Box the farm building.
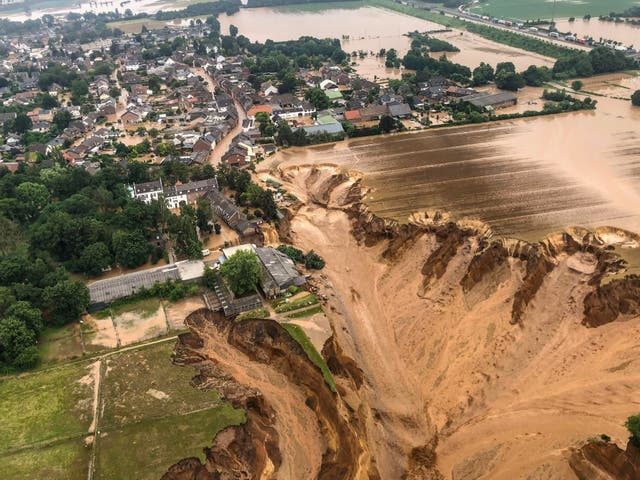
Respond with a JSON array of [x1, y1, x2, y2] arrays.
[[460, 92, 518, 110]]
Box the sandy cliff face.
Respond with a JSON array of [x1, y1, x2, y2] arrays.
[[167, 165, 640, 479]]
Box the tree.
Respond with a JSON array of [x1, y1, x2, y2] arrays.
[[472, 62, 494, 86], [0, 317, 38, 368], [0, 216, 22, 254], [626, 415, 640, 446], [112, 231, 150, 269], [196, 196, 213, 234], [214, 223, 221, 234], [379, 115, 396, 133], [304, 88, 330, 110], [79, 242, 112, 277], [495, 62, 516, 75], [522, 65, 552, 87], [13, 113, 32, 134], [70, 79, 89, 98], [219, 250, 261, 297], [39, 93, 59, 109], [229, 24, 238, 37], [169, 211, 202, 260], [632, 90, 640, 107], [43, 279, 89, 326], [495, 70, 525, 91], [15, 182, 49, 221], [304, 250, 325, 269], [571, 80, 583, 91], [52, 110, 72, 132], [276, 120, 294, 146]]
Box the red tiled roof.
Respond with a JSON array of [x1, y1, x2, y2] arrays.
[[344, 110, 361, 121], [247, 104, 273, 117]]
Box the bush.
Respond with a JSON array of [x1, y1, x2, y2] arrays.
[[626, 415, 640, 446], [571, 80, 583, 91], [305, 250, 325, 270]]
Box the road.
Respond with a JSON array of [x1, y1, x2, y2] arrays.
[[191, 65, 247, 166], [405, 1, 593, 52]]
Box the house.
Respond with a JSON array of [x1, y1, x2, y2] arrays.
[[247, 104, 273, 119], [319, 79, 338, 91], [388, 103, 412, 118], [193, 136, 215, 153], [121, 109, 142, 124], [260, 81, 278, 97], [218, 244, 306, 299], [254, 246, 306, 298], [359, 104, 388, 122], [131, 177, 219, 209], [344, 109, 362, 122]]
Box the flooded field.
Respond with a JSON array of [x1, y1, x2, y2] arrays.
[[219, 6, 556, 76], [555, 18, 640, 47], [265, 74, 640, 240]]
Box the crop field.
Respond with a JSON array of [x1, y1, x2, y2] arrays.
[[469, 0, 638, 21], [0, 342, 244, 480]]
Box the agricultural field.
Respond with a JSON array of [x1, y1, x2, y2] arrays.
[[0, 341, 244, 480], [469, 0, 639, 21]]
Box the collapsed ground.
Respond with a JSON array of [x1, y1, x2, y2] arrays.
[[165, 164, 640, 479]]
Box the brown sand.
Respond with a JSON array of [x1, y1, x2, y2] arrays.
[[276, 165, 640, 479]]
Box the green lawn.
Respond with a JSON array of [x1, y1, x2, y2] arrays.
[[1, 439, 89, 480], [0, 361, 95, 453], [273, 294, 319, 313], [285, 305, 323, 318], [95, 406, 245, 480], [236, 307, 270, 321], [281, 323, 336, 392], [469, 0, 638, 20]]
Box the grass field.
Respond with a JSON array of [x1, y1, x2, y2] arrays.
[[0, 362, 95, 452], [1, 341, 245, 480], [95, 406, 243, 480], [469, 0, 639, 20], [106, 18, 172, 35], [95, 342, 245, 479], [2, 439, 90, 480], [281, 323, 336, 392]]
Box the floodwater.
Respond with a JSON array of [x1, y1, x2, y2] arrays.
[[219, 6, 556, 76], [555, 18, 640, 47], [267, 73, 640, 240]]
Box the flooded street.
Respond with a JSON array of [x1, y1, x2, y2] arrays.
[[264, 74, 640, 240]]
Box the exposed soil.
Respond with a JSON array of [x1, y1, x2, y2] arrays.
[[167, 165, 640, 479]]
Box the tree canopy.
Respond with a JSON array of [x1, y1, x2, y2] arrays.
[[219, 250, 261, 297]]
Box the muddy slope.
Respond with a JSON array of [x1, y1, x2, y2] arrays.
[[166, 164, 640, 479], [267, 165, 640, 479], [569, 439, 640, 480], [162, 309, 368, 480]]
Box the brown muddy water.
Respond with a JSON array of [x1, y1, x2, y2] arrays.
[[268, 74, 640, 240], [555, 18, 640, 47], [219, 6, 556, 74]]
